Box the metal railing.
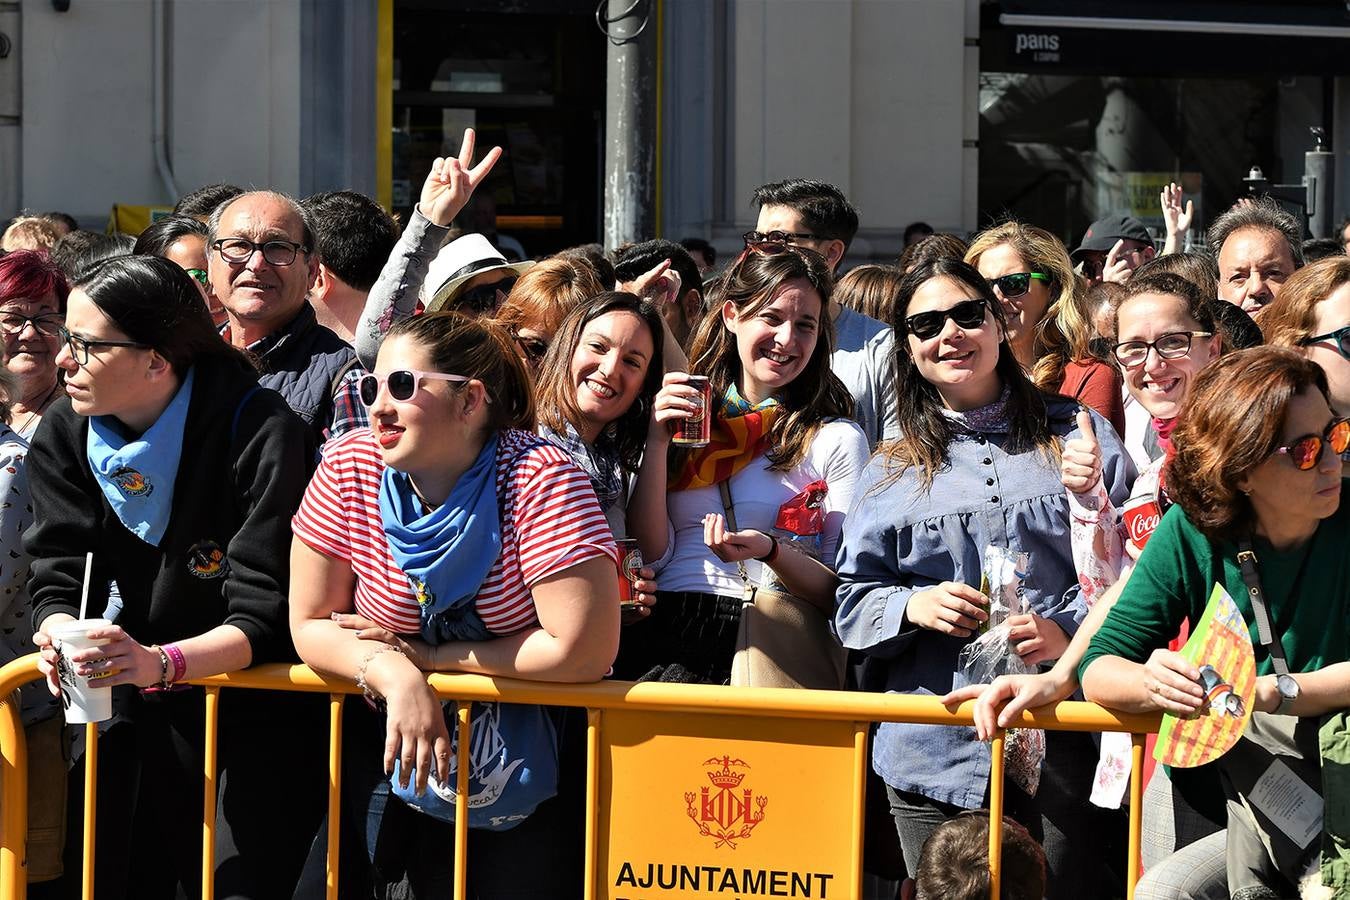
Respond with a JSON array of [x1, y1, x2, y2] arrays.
[[0, 655, 1161, 900]]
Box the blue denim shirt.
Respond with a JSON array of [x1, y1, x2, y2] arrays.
[[833, 397, 1134, 808]]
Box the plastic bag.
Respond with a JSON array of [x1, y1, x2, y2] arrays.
[[957, 546, 1031, 685], [956, 545, 1045, 796]]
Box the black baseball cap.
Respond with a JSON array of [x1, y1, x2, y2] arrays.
[[1072, 215, 1153, 260]]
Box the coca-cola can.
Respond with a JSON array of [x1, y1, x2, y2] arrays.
[[672, 375, 712, 447], [615, 539, 643, 607], [1121, 493, 1162, 550]]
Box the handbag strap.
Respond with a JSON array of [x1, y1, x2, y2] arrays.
[[717, 479, 753, 589], [1237, 539, 1290, 678]]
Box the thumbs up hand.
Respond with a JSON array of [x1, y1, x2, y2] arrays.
[[1061, 409, 1104, 495]]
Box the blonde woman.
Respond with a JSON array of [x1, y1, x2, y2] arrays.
[[966, 221, 1125, 438]]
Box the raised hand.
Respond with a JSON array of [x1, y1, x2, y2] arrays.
[[1101, 239, 1135, 284], [418, 128, 504, 227], [1061, 409, 1103, 496], [904, 582, 989, 638], [619, 259, 682, 308], [1160, 182, 1193, 238]]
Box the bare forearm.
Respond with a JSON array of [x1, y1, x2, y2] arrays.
[[764, 544, 839, 613], [171, 624, 254, 679], [1081, 655, 1154, 712], [1262, 663, 1350, 717], [1045, 573, 1127, 685], [434, 627, 612, 683], [628, 437, 672, 562], [291, 617, 382, 681]]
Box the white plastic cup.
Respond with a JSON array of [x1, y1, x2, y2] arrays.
[[48, 618, 114, 724]]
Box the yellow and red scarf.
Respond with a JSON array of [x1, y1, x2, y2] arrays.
[[669, 384, 781, 492]]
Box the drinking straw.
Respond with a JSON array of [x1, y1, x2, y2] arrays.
[[78, 551, 93, 621]]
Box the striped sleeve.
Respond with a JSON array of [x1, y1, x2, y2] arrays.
[[511, 448, 618, 585], [291, 431, 358, 561]]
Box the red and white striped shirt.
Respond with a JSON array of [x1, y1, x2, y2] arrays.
[[292, 428, 616, 635]]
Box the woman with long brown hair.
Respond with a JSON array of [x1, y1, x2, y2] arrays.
[[619, 243, 868, 684], [834, 257, 1133, 897]]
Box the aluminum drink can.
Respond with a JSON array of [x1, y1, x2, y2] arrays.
[[615, 539, 643, 608], [1121, 492, 1163, 550], [672, 375, 712, 447]]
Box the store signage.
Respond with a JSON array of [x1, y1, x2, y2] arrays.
[[1012, 30, 1062, 63], [598, 709, 861, 899]]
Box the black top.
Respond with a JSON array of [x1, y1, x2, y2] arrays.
[[26, 358, 315, 663]]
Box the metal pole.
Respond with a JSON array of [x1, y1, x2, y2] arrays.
[[602, 0, 656, 250]]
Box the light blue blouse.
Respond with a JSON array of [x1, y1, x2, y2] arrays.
[[834, 396, 1135, 808]]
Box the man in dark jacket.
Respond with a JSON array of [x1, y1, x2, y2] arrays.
[[207, 190, 366, 442]]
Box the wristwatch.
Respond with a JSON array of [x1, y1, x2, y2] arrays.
[[1275, 673, 1300, 715]]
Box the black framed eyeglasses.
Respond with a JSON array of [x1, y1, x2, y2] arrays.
[[742, 230, 821, 250], [1300, 324, 1350, 361], [211, 238, 308, 267], [0, 313, 62, 337], [358, 369, 470, 407], [1274, 418, 1350, 471], [57, 326, 150, 366], [989, 271, 1051, 299], [1111, 331, 1212, 369], [456, 276, 517, 315], [904, 298, 989, 340]]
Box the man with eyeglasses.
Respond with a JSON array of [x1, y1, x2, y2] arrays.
[[749, 178, 898, 449], [207, 191, 365, 443]]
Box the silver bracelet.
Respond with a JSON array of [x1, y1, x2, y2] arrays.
[[355, 644, 406, 705]]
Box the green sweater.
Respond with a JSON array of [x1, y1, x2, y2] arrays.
[[1082, 493, 1350, 682]]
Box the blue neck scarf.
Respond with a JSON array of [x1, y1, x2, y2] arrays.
[[378, 434, 500, 644], [86, 368, 195, 548]]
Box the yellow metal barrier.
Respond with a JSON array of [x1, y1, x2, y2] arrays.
[[0, 656, 1161, 900]]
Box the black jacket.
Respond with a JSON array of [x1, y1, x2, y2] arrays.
[[250, 302, 358, 438], [26, 358, 315, 663]]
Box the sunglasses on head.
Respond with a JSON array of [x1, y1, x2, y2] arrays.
[[742, 229, 820, 250], [1274, 417, 1350, 471], [358, 369, 470, 407], [989, 271, 1051, 299], [1301, 323, 1350, 362], [904, 298, 989, 340], [456, 275, 517, 315]]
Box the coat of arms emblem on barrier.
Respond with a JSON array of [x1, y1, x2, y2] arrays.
[[685, 755, 767, 849]]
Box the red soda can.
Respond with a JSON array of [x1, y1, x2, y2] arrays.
[[1121, 493, 1162, 550], [672, 375, 712, 447], [615, 539, 643, 607]]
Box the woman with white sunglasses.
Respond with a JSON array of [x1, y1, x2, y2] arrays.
[[289, 311, 618, 897]]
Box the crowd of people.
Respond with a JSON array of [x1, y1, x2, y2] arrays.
[[1, 127, 1347, 900]]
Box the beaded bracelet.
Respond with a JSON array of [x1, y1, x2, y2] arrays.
[[355, 644, 406, 707]]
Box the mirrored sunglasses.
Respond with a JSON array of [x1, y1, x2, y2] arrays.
[[1274, 418, 1350, 471]]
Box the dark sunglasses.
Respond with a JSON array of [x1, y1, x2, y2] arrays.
[[1274, 418, 1350, 471], [516, 335, 549, 363], [989, 271, 1051, 299], [456, 276, 517, 315], [1300, 323, 1350, 361], [904, 298, 989, 340], [358, 369, 469, 407], [742, 229, 820, 250]]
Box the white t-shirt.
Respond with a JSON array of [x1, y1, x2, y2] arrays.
[[654, 419, 870, 596]]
